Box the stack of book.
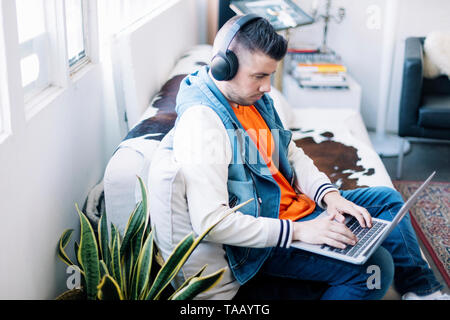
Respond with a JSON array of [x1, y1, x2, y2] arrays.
[[288, 49, 349, 89]]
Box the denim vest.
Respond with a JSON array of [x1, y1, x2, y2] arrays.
[[175, 66, 294, 284]]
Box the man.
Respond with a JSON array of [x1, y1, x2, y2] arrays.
[[149, 15, 446, 300]]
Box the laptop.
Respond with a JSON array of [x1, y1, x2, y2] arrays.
[[290, 171, 436, 265]]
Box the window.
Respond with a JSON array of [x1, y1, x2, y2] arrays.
[[0, 0, 94, 140], [65, 0, 87, 68], [15, 0, 52, 100], [14, 0, 91, 106]]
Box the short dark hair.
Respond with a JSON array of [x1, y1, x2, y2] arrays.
[[232, 17, 288, 61]]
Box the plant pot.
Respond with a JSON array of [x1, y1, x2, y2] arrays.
[[55, 288, 86, 300]]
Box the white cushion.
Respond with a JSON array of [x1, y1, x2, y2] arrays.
[[423, 31, 450, 79], [169, 44, 213, 78], [147, 129, 238, 300], [104, 141, 159, 235]]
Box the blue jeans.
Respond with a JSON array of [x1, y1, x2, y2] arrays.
[[257, 186, 443, 300]]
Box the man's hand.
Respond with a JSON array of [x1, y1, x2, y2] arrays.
[[292, 191, 373, 249], [292, 215, 357, 249], [323, 191, 372, 228]]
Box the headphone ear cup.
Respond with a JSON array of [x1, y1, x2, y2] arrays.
[[225, 50, 239, 80], [211, 52, 231, 81]]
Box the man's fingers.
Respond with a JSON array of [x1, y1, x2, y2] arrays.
[[351, 205, 372, 228], [326, 209, 345, 224], [345, 206, 368, 228], [358, 205, 372, 228], [323, 237, 347, 249], [329, 232, 356, 246], [330, 223, 357, 243], [335, 213, 345, 224]]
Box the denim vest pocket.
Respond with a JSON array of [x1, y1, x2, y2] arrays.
[[226, 179, 258, 217], [228, 194, 238, 208]]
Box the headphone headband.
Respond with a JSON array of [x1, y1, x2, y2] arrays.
[[218, 13, 261, 54], [211, 14, 262, 81]]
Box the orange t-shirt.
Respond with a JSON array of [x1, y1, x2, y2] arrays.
[[232, 104, 316, 221]]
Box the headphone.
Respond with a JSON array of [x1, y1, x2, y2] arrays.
[[210, 14, 262, 81]]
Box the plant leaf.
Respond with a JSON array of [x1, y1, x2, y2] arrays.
[[120, 176, 150, 259], [137, 176, 150, 232], [98, 213, 110, 267], [197, 198, 254, 243], [109, 222, 118, 255], [57, 229, 75, 267], [131, 222, 146, 266], [97, 275, 124, 300], [110, 224, 124, 292], [168, 265, 207, 300], [130, 230, 154, 300], [99, 260, 109, 279], [144, 198, 253, 300], [170, 268, 226, 300], [119, 203, 143, 297], [120, 201, 145, 259], [73, 241, 82, 270], [145, 232, 195, 300], [75, 204, 100, 300], [121, 249, 132, 298]]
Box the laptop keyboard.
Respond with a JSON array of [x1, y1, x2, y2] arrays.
[[321, 217, 388, 257]]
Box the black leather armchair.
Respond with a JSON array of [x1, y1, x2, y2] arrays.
[[397, 37, 450, 178]]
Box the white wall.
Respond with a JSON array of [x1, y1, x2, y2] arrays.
[[0, 68, 108, 299], [0, 0, 202, 299], [291, 0, 450, 133]]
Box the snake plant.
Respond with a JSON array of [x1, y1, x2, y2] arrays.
[[57, 176, 252, 300]]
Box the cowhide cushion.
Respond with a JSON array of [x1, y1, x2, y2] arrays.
[[288, 108, 393, 190], [294, 129, 373, 190]]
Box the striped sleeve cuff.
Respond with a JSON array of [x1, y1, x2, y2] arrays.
[[314, 183, 339, 208], [276, 219, 293, 249]]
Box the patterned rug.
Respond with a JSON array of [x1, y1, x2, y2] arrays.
[[393, 181, 450, 287]]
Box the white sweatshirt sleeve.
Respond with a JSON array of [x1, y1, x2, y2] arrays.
[[287, 140, 339, 208], [173, 105, 292, 248]]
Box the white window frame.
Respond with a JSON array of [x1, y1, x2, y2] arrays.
[[20, 0, 96, 118], [14, 0, 66, 107], [0, 0, 98, 145], [19, 33, 53, 102], [66, 0, 93, 76], [0, 0, 23, 143]]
